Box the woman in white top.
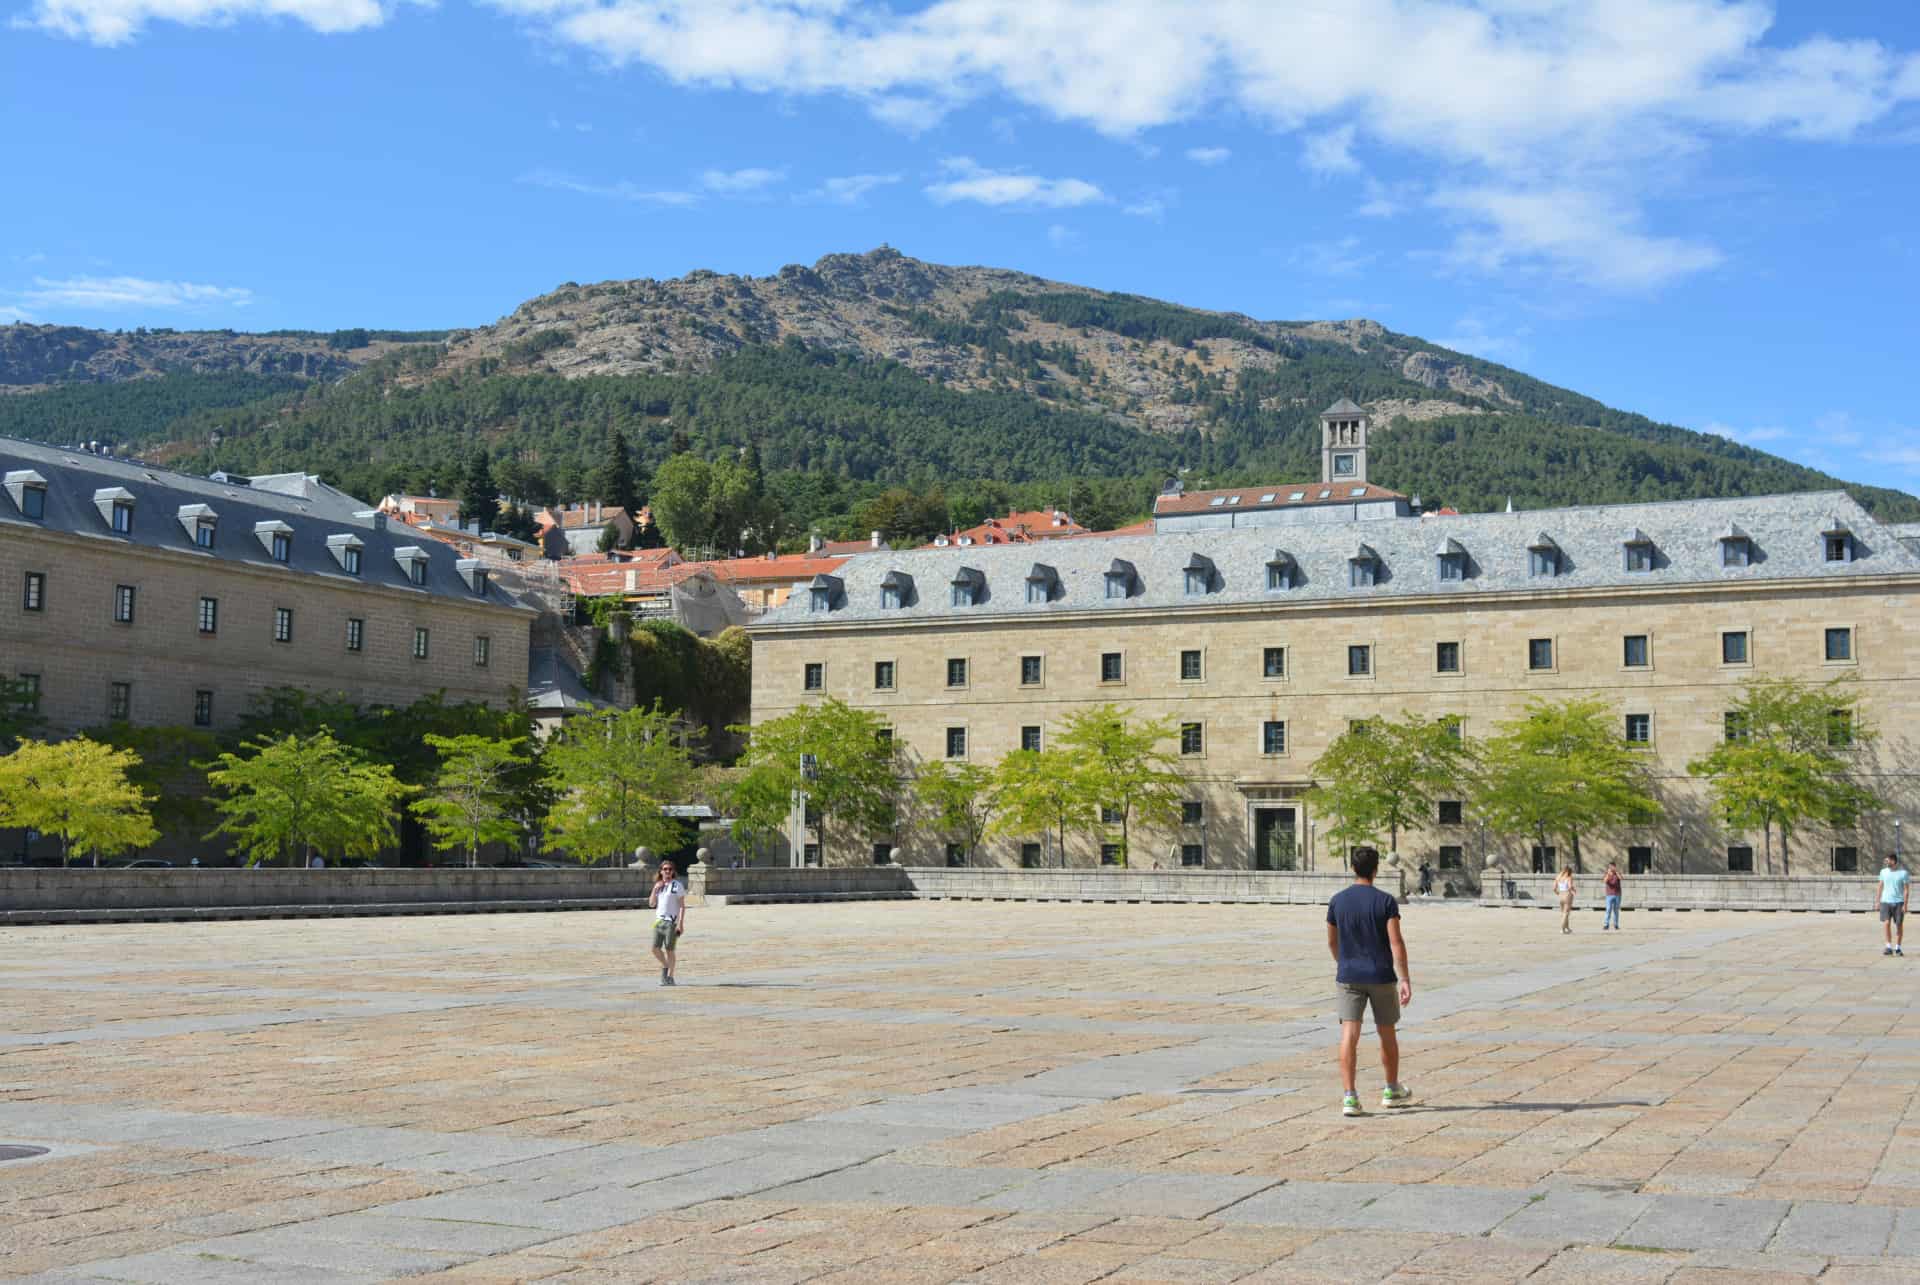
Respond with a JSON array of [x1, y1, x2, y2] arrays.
[[1555, 867, 1576, 934]]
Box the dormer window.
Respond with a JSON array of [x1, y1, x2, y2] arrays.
[[880, 569, 913, 610], [1528, 533, 1561, 577], [1183, 553, 1215, 596], [810, 587, 830, 611], [1349, 543, 1380, 588], [1104, 559, 1136, 600], [1265, 551, 1295, 591], [456, 559, 490, 594], [272, 532, 291, 561], [7, 470, 48, 520], [949, 566, 985, 608], [394, 545, 430, 586], [254, 520, 294, 563], [1822, 517, 1853, 563], [1434, 538, 1466, 582], [93, 487, 135, 534], [326, 532, 364, 575], [1025, 563, 1058, 604], [1719, 524, 1752, 568], [1623, 529, 1655, 573], [806, 573, 842, 612], [344, 547, 361, 574], [176, 503, 218, 548]]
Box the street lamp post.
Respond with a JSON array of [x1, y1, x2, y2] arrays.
[[1896, 818, 1903, 860], [1309, 821, 1317, 872], [1678, 822, 1688, 876]]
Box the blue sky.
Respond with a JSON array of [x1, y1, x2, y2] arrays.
[[5, 2, 1920, 494]]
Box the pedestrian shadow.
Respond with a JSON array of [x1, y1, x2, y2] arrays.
[[1397, 1100, 1653, 1113]]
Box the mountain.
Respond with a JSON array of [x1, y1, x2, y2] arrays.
[[2, 248, 1914, 532]]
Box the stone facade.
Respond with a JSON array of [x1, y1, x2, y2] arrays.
[[751, 492, 1920, 879]]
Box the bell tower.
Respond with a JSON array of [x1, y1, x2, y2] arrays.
[[1320, 398, 1369, 486]]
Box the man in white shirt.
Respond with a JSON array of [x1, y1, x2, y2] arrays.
[[649, 858, 689, 985], [1879, 853, 1910, 958]]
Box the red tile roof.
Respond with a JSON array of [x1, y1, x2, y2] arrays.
[[687, 553, 851, 585], [1154, 482, 1404, 516], [926, 509, 1089, 548]]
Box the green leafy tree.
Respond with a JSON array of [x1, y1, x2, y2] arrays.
[[650, 453, 782, 557], [1474, 699, 1659, 873], [914, 760, 998, 865], [1687, 677, 1879, 876], [0, 675, 46, 752], [1059, 705, 1183, 867], [0, 737, 158, 867], [542, 703, 697, 866], [411, 734, 535, 867], [84, 722, 220, 839], [857, 487, 950, 545], [1310, 712, 1476, 859], [459, 448, 499, 531], [729, 698, 896, 865], [206, 732, 412, 867], [990, 749, 1088, 867]]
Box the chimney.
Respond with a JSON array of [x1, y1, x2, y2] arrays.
[[808, 532, 824, 554], [869, 530, 882, 549]]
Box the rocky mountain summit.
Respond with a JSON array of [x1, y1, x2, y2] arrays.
[[0, 324, 364, 390]]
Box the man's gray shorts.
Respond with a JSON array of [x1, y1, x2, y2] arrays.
[[1882, 902, 1907, 925], [1336, 982, 1401, 1027]]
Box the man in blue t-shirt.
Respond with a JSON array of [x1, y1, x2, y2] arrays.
[[1327, 847, 1413, 1116], [1879, 853, 1910, 957]]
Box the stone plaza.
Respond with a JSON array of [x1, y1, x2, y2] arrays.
[[2, 902, 1918, 1283]]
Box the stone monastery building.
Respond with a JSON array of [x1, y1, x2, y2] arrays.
[[750, 402, 1920, 879]]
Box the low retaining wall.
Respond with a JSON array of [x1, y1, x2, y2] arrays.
[[1481, 871, 1887, 913], [0, 867, 654, 924], [689, 865, 1368, 905]]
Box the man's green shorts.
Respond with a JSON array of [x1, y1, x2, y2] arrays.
[[1336, 981, 1401, 1027], [652, 919, 681, 949]]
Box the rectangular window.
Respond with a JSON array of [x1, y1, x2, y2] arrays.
[[1266, 563, 1290, 590], [809, 588, 830, 612], [872, 843, 893, 866], [945, 727, 967, 759], [1437, 799, 1463, 826], [1828, 709, 1853, 748], [875, 728, 893, 750], [1530, 844, 1556, 874], [413, 627, 430, 660], [1180, 843, 1205, 868], [1625, 544, 1653, 572], [803, 661, 824, 691], [193, 689, 213, 727], [1181, 801, 1204, 825], [1529, 549, 1558, 577], [21, 486, 45, 519], [108, 681, 130, 721], [341, 545, 360, 574], [950, 583, 976, 608], [1439, 845, 1463, 870], [1625, 713, 1651, 745], [197, 596, 218, 634], [946, 843, 966, 868], [1347, 644, 1371, 676], [874, 660, 895, 690], [15, 673, 39, 710], [273, 607, 293, 643], [1722, 539, 1750, 568], [1435, 641, 1460, 673], [1100, 843, 1123, 866], [803, 843, 821, 866], [1350, 561, 1376, 588], [1025, 580, 1047, 604], [1105, 574, 1127, 600], [1021, 842, 1042, 868], [22, 571, 44, 612], [1832, 845, 1859, 873], [1623, 634, 1649, 668], [1825, 627, 1852, 661], [1183, 569, 1207, 595], [1528, 638, 1554, 670], [1100, 652, 1123, 683], [1721, 630, 1749, 664], [409, 560, 428, 587], [880, 584, 901, 610], [1020, 655, 1042, 686], [1100, 805, 1123, 824], [1179, 649, 1203, 681], [1628, 845, 1653, 874], [1727, 845, 1754, 873], [1825, 534, 1851, 562], [946, 657, 967, 688], [195, 520, 216, 549], [1437, 553, 1464, 581], [271, 532, 291, 562], [113, 584, 135, 624], [1180, 722, 1204, 756], [1262, 646, 1286, 678], [1262, 720, 1286, 755], [1020, 725, 1042, 752], [474, 636, 491, 668], [111, 501, 132, 533], [345, 617, 364, 652], [1440, 715, 1462, 742], [1725, 710, 1750, 742]]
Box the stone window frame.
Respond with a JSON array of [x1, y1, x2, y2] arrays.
[[193, 689, 213, 728], [1436, 799, 1464, 826], [873, 658, 897, 692], [1099, 842, 1124, 866], [1020, 842, 1043, 869], [1018, 653, 1045, 688], [944, 724, 969, 760], [1098, 649, 1126, 686], [15, 672, 40, 711], [1179, 720, 1206, 758], [1261, 645, 1288, 682], [1438, 845, 1464, 870], [1178, 647, 1206, 684], [113, 583, 136, 625], [1179, 843, 1206, 868], [1259, 719, 1288, 757], [1832, 845, 1860, 873], [1434, 639, 1464, 676], [1718, 626, 1754, 669], [1624, 712, 1653, 747], [1181, 801, 1205, 826], [1020, 724, 1042, 753], [22, 570, 45, 612], [945, 655, 970, 690], [1526, 635, 1558, 674], [107, 680, 131, 722], [1628, 845, 1653, 874], [1822, 622, 1857, 668], [1727, 845, 1755, 873], [273, 606, 293, 644], [474, 635, 491, 669], [803, 660, 826, 692], [345, 617, 365, 653], [1622, 632, 1654, 671], [197, 596, 218, 635], [412, 626, 431, 660], [1346, 642, 1375, 679]]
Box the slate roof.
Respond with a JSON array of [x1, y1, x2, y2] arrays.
[[1154, 480, 1405, 516], [1322, 397, 1366, 415], [757, 491, 1919, 628], [0, 436, 533, 614]]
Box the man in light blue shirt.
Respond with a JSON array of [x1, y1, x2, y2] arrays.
[[1879, 854, 1910, 957]]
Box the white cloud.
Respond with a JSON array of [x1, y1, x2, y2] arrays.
[[4, 275, 254, 313], [1301, 124, 1358, 174], [1291, 236, 1375, 277], [1434, 316, 1532, 365], [811, 172, 903, 204], [1184, 145, 1230, 165], [1045, 223, 1080, 249], [518, 168, 698, 205], [924, 157, 1105, 208], [1431, 186, 1724, 291], [29, 0, 389, 44], [700, 166, 785, 193]]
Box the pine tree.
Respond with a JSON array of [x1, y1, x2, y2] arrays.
[[459, 449, 499, 531], [591, 426, 640, 516]]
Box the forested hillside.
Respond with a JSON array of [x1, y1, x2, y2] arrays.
[[2, 248, 1913, 539]]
